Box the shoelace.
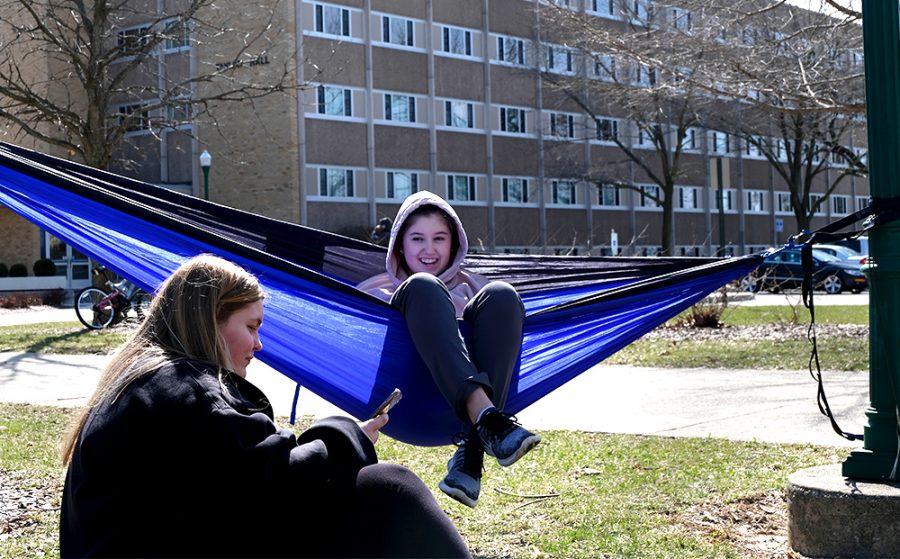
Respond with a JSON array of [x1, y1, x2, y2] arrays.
[[449, 431, 484, 476], [477, 410, 521, 445]]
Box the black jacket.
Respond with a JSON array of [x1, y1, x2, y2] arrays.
[[60, 359, 377, 558]]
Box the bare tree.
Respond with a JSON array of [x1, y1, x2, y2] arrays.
[[0, 0, 297, 170], [693, 0, 867, 231], [539, 1, 716, 255], [538, 0, 865, 251]]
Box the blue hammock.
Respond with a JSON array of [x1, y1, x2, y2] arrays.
[[0, 143, 763, 445]]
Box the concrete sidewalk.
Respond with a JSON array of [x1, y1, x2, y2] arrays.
[[0, 305, 869, 448]]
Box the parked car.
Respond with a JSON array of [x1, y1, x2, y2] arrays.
[[832, 236, 869, 257], [813, 244, 866, 265], [741, 248, 868, 294]]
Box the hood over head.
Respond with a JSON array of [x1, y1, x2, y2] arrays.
[[385, 191, 468, 286]]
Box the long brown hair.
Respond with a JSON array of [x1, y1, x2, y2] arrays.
[[61, 255, 265, 464]]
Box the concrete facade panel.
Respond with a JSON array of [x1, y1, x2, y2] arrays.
[[434, 58, 485, 101], [489, 0, 535, 37], [306, 120, 369, 166], [436, 131, 487, 173], [303, 38, 367, 87], [374, 126, 431, 168], [495, 207, 541, 247], [492, 136, 539, 176], [433, 0, 484, 28], [372, 48, 429, 93], [490, 66, 537, 106]]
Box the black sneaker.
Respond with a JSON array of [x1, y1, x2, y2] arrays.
[[475, 408, 541, 467], [438, 431, 484, 509]]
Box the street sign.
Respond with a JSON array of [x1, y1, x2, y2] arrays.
[[775, 218, 784, 233]]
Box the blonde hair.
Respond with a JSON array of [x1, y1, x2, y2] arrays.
[[61, 255, 265, 464]]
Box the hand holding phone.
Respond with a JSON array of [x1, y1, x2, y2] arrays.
[[369, 388, 402, 419]]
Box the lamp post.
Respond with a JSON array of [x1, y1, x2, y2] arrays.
[[199, 150, 212, 200], [842, 0, 900, 480]]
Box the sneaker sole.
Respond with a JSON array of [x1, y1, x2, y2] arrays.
[[495, 434, 541, 467], [438, 480, 478, 509]]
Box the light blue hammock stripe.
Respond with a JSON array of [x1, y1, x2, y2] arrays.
[[0, 156, 762, 445]]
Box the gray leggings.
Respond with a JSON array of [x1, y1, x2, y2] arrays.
[[391, 273, 525, 423]]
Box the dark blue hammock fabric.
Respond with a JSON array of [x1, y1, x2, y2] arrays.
[[0, 143, 763, 445]]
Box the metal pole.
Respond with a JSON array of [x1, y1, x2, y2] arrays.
[[202, 166, 210, 201], [716, 157, 726, 256], [842, 0, 900, 480]]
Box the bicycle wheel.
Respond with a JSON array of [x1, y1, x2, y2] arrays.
[[131, 291, 152, 320], [75, 288, 116, 330]]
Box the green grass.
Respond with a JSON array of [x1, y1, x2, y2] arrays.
[[0, 403, 843, 559], [0, 307, 868, 372], [607, 337, 869, 371], [0, 321, 127, 354], [719, 305, 868, 326]]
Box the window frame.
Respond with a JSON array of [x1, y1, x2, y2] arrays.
[[318, 167, 356, 198], [314, 3, 351, 38], [381, 14, 415, 47], [446, 174, 476, 201]]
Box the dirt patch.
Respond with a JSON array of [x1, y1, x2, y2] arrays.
[[0, 469, 61, 541], [647, 323, 868, 343], [676, 491, 812, 559]]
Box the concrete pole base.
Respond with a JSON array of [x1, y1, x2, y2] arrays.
[[788, 463, 900, 558]]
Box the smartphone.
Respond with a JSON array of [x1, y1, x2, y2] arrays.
[[369, 388, 402, 419]]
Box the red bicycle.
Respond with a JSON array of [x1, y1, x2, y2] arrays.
[[74, 266, 152, 330]]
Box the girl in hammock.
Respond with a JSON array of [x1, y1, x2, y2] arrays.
[[358, 191, 541, 508], [60, 255, 471, 558]]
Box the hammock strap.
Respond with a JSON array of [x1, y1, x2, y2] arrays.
[[801, 244, 863, 441], [290, 383, 302, 425]]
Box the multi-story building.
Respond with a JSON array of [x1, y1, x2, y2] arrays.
[[0, 0, 868, 289]]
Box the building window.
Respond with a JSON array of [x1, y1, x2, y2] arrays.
[[598, 183, 622, 207], [496, 35, 525, 65], [118, 25, 151, 56], [166, 100, 191, 125], [447, 175, 475, 201], [387, 171, 418, 199], [551, 180, 577, 205], [442, 26, 472, 56], [315, 4, 350, 37], [317, 85, 352, 117], [500, 107, 527, 134], [714, 188, 735, 211], [636, 127, 656, 148], [856, 195, 870, 211], [809, 193, 823, 215], [746, 190, 767, 213], [384, 94, 416, 122], [671, 7, 692, 31], [163, 20, 190, 50], [444, 100, 474, 128], [745, 137, 766, 159], [635, 64, 656, 87], [319, 168, 354, 197], [776, 192, 793, 214], [589, 0, 618, 18], [592, 54, 617, 81], [678, 186, 701, 210], [831, 195, 849, 215], [502, 178, 529, 203], [382, 15, 414, 46], [683, 128, 700, 151], [118, 104, 151, 132], [596, 117, 619, 143], [639, 184, 661, 208], [550, 113, 575, 139], [710, 131, 731, 154], [547, 45, 574, 74]]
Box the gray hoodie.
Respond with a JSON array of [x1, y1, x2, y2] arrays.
[[357, 191, 488, 316]]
